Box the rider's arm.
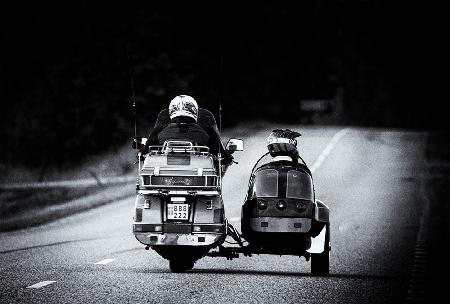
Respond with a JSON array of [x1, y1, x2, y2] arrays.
[[198, 109, 233, 165], [203, 126, 233, 166]]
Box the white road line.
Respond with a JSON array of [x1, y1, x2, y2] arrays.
[[310, 128, 350, 173], [26, 281, 56, 289], [94, 258, 116, 265]]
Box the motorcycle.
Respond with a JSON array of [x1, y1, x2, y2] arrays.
[[132, 137, 244, 272], [131, 136, 330, 275]]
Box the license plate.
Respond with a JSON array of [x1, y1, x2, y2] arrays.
[[167, 204, 189, 220]]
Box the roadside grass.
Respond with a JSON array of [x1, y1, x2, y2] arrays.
[[0, 187, 95, 218], [0, 141, 135, 185], [0, 184, 135, 231], [0, 140, 137, 231]]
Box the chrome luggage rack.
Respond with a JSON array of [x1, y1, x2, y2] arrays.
[[148, 141, 210, 156], [139, 141, 218, 190]]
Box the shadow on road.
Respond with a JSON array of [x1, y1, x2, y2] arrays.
[[0, 234, 129, 254], [124, 266, 406, 281], [192, 268, 405, 280]]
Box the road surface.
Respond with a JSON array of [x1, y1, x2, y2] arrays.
[[0, 126, 428, 303]]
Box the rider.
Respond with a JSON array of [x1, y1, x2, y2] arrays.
[[267, 129, 302, 164], [143, 95, 234, 167]]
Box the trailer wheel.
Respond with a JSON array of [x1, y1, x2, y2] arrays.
[[169, 259, 195, 273], [311, 223, 330, 276]]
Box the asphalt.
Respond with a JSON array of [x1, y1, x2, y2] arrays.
[[0, 126, 429, 303]]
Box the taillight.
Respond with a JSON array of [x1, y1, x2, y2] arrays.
[[257, 199, 268, 210], [135, 195, 145, 208], [276, 200, 287, 210], [135, 209, 142, 222], [136, 196, 151, 209]]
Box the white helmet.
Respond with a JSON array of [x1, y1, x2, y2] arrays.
[[168, 95, 199, 121]]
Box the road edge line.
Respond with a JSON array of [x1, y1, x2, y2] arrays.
[[310, 128, 350, 173]]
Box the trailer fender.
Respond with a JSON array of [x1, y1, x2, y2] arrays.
[[314, 199, 330, 223]]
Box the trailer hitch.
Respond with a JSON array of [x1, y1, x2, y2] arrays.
[[207, 245, 240, 260], [227, 222, 243, 247]]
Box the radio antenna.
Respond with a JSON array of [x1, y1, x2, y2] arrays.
[[219, 56, 223, 134], [126, 45, 142, 173], [126, 45, 137, 139], [218, 55, 224, 189]]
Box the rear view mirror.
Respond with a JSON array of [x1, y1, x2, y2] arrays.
[[132, 137, 147, 149], [226, 138, 244, 153]]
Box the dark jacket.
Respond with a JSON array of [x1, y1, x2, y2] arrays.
[[153, 116, 209, 147], [144, 108, 233, 165]]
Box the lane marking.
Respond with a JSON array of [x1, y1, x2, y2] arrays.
[[309, 128, 350, 173], [26, 281, 56, 289], [94, 258, 116, 265]]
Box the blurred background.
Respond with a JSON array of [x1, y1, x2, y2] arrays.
[[0, 1, 445, 169]]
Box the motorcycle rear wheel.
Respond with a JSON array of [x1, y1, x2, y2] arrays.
[[169, 259, 195, 273]]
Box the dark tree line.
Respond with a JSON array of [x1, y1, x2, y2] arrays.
[[0, 1, 444, 167]]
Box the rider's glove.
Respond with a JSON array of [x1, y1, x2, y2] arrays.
[[223, 154, 234, 166]]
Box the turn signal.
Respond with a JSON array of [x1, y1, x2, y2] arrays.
[[257, 199, 268, 210]]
